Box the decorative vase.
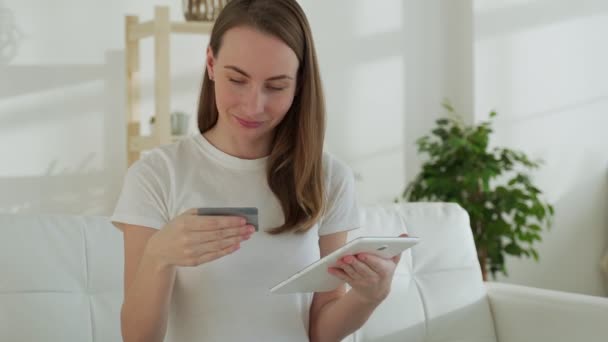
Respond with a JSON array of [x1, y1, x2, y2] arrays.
[[149, 112, 191, 136], [182, 0, 230, 21]]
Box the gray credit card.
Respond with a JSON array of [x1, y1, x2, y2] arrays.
[[197, 207, 259, 231]]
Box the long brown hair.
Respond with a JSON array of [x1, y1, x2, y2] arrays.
[[197, 0, 326, 234]]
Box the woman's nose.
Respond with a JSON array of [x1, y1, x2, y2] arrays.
[[242, 87, 265, 115]]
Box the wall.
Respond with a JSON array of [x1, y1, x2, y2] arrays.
[[1, 0, 130, 215], [402, 0, 474, 189], [0, 0, 407, 214], [474, 0, 608, 296], [300, 0, 406, 205], [2, 0, 605, 296]]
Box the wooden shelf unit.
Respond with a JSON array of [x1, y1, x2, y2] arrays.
[[125, 6, 213, 166]]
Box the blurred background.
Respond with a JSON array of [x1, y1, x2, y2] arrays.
[[1, 0, 606, 297]]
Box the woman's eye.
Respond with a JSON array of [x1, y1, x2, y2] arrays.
[[229, 78, 245, 84], [267, 85, 286, 91]]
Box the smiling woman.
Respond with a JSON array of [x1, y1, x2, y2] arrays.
[[112, 1, 406, 342], [203, 26, 300, 158], [196, 1, 329, 238]]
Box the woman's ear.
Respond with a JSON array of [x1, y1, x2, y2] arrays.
[[206, 46, 216, 81]]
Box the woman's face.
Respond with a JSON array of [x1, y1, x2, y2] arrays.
[[207, 25, 299, 142]]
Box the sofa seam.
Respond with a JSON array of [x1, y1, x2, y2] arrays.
[[412, 269, 430, 340], [485, 286, 500, 341], [399, 210, 430, 340], [397, 211, 429, 339], [81, 218, 95, 342], [81, 217, 90, 292]]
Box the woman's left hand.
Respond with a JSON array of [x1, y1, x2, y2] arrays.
[[328, 233, 408, 304]]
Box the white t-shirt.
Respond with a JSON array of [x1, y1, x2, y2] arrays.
[[111, 134, 360, 342]]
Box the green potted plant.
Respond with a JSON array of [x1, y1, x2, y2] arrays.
[[401, 102, 554, 280]]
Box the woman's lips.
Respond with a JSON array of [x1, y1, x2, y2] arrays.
[[235, 116, 263, 128]]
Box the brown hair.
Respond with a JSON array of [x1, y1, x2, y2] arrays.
[[197, 0, 325, 234]]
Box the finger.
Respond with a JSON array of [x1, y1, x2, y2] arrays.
[[340, 265, 359, 279], [189, 225, 255, 244], [392, 234, 409, 264], [328, 267, 350, 282], [195, 243, 241, 265], [339, 258, 361, 280], [183, 208, 199, 216], [187, 235, 245, 257], [352, 254, 379, 279], [359, 254, 392, 276], [188, 215, 247, 231], [208, 235, 247, 252]]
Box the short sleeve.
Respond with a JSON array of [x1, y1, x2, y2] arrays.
[[110, 152, 171, 230], [317, 154, 361, 236]]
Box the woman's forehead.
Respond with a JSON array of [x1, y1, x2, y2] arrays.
[[217, 26, 299, 78]]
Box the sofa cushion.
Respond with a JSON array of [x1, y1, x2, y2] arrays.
[[0, 203, 497, 342], [350, 203, 497, 342], [0, 215, 123, 342]]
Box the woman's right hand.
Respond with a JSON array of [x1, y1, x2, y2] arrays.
[[144, 208, 255, 268]]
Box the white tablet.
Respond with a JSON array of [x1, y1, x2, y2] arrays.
[[270, 236, 420, 294]]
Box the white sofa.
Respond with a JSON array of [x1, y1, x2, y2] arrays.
[[1, 202, 607, 342]]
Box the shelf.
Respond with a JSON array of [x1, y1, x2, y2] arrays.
[[171, 21, 214, 34], [127, 20, 214, 41], [125, 6, 214, 167], [129, 135, 187, 152]]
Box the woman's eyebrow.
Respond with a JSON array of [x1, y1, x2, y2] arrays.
[[224, 65, 294, 81]]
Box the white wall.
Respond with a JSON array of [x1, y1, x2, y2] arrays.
[[300, 0, 406, 205], [1, 0, 203, 215], [402, 0, 474, 187], [475, 0, 608, 296], [0, 0, 407, 214], [3, 0, 605, 297]]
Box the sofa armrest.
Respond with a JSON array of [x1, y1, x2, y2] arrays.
[[486, 282, 608, 342]]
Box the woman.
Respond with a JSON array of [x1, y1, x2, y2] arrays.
[[111, 0, 403, 341]]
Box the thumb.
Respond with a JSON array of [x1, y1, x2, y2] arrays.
[[392, 233, 409, 264]]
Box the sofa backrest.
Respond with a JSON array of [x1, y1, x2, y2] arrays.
[[0, 203, 497, 342], [0, 215, 124, 342], [352, 203, 497, 342]]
